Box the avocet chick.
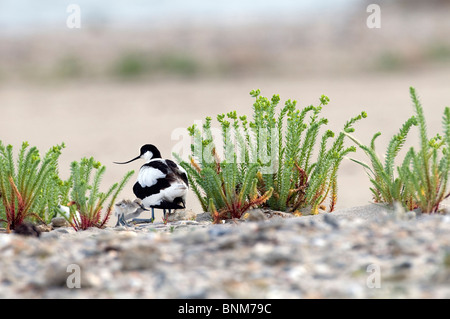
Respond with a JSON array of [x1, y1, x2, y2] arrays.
[[115, 198, 149, 226]]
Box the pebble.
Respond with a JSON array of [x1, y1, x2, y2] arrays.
[[241, 209, 269, 221], [0, 204, 449, 298], [51, 217, 70, 228]]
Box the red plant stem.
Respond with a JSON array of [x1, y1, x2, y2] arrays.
[[70, 214, 80, 231], [9, 189, 15, 229], [82, 215, 88, 230], [5, 204, 12, 227], [69, 222, 78, 231], [99, 208, 112, 228]]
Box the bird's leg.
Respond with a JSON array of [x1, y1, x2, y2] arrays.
[[117, 214, 130, 226], [121, 214, 129, 226], [163, 209, 166, 219], [115, 214, 122, 227], [129, 207, 156, 225]]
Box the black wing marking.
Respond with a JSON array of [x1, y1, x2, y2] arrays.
[[165, 159, 189, 187], [142, 160, 169, 174], [133, 179, 172, 200], [151, 198, 185, 209]]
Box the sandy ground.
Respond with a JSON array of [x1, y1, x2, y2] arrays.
[[1, 68, 450, 223]]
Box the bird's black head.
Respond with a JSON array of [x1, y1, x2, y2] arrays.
[[139, 144, 162, 160], [114, 144, 162, 165]]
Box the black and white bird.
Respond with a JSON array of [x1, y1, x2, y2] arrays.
[[114, 144, 188, 223]]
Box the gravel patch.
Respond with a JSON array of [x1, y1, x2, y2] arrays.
[[0, 204, 449, 298]]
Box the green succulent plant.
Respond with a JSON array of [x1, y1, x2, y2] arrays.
[[0, 141, 66, 231], [346, 87, 449, 213], [64, 157, 134, 230], [174, 89, 366, 220]]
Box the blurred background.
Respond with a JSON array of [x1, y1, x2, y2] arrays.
[[1, 0, 449, 217]]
